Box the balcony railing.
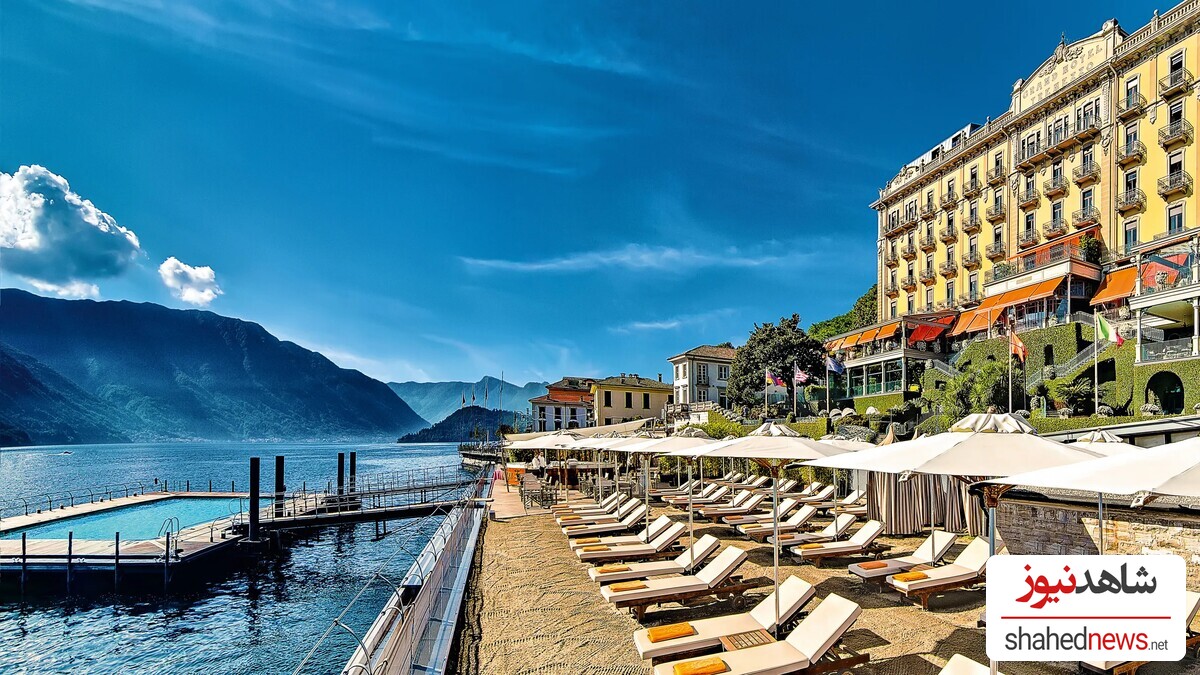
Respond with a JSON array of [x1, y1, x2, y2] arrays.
[[1017, 188, 1040, 209], [1073, 160, 1100, 185], [1160, 68, 1194, 97], [939, 225, 958, 243], [919, 269, 937, 285], [985, 241, 1007, 260], [962, 215, 982, 233], [900, 212, 919, 228], [1074, 115, 1103, 140], [963, 178, 983, 198], [901, 244, 918, 260], [986, 202, 1006, 222], [884, 251, 899, 267], [1043, 174, 1069, 197], [1141, 337, 1195, 363], [920, 203, 937, 220], [1116, 188, 1147, 213], [962, 251, 982, 269], [941, 191, 958, 209], [987, 163, 1006, 185], [1017, 142, 1045, 168], [958, 290, 982, 306], [1042, 218, 1068, 239], [985, 242, 1092, 284], [1159, 119, 1194, 148], [1072, 206, 1100, 228], [885, 282, 900, 297], [900, 275, 917, 290], [1117, 140, 1146, 166], [919, 232, 938, 252], [939, 260, 958, 277], [1116, 91, 1147, 120], [1158, 170, 1194, 198], [1018, 229, 1040, 248]]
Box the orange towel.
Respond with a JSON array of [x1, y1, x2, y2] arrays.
[[610, 580, 647, 592], [647, 622, 696, 643], [673, 656, 729, 675], [798, 543, 824, 550], [560, 515, 582, 521], [597, 564, 631, 574], [859, 561, 888, 570], [581, 545, 610, 552], [564, 525, 587, 531], [575, 537, 601, 545], [893, 570, 929, 582]]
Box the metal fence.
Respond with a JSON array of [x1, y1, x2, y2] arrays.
[[0, 480, 154, 523]]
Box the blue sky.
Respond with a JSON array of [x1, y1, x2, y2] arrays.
[[0, 0, 1164, 385]]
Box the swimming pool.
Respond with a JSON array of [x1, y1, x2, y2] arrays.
[[3, 497, 240, 541]]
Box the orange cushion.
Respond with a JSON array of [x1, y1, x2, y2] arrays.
[[647, 622, 697, 643], [673, 656, 729, 675], [893, 571, 929, 582], [798, 543, 824, 550], [610, 580, 647, 592], [560, 515, 582, 521], [859, 561, 888, 570], [564, 525, 587, 531], [597, 564, 631, 574], [581, 545, 610, 552], [575, 537, 601, 545]]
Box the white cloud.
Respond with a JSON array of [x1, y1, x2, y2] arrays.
[[158, 256, 223, 306], [0, 165, 143, 294], [609, 308, 737, 334], [461, 244, 784, 273]]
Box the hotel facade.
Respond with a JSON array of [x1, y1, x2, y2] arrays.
[[826, 3, 1200, 414]]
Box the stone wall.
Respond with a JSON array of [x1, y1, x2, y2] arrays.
[[998, 496, 1200, 587]]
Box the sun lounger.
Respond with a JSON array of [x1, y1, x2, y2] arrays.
[[698, 493, 767, 519], [737, 505, 819, 541], [588, 535, 720, 583], [663, 483, 722, 505], [768, 513, 857, 546], [848, 530, 957, 585], [552, 494, 627, 520], [940, 655, 1002, 674], [887, 537, 990, 609], [810, 489, 865, 511], [793, 520, 887, 566], [762, 478, 799, 494], [778, 481, 824, 500], [797, 485, 837, 503], [576, 522, 686, 562], [650, 479, 699, 499], [550, 491, 625, 514], [650, 593, 866, 675], [600, 546, 771, 621], [556, 497, 639, 525], [1079, 591, 1200, 675], [561, 503, 647, 536], [684, 488, 751, 512], [722, 498, 800, 526], [568, 514, 672, 549], [665, 485, 729, 507], [633, 576, 816, 662], [729, 475, 770, 490], [713, 472, 745, 486]]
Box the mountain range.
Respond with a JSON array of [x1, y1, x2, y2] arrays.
[[397, 405, 514, 443], [388, 376, 546, 425], [0, 289, 429, 445]]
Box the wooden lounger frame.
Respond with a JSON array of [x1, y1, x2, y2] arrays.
[[802, 542, 891, 568], [799, 644, 869, 674], [613, 574, 773, 621], [896, 572, 986, 610]]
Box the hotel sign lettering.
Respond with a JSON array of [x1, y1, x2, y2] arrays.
[[1020, 38, 1110, 110]]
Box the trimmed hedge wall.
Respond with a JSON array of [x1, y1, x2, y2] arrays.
[[851, 392, 905, 415], [956, 323, 1087, 384], [787, 418, 831, 438], [1027, 414, 1155, 435]]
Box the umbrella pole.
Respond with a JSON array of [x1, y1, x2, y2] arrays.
[[1097, 492, 1105, 555], [687, 460, 695, 565], [988, 506, 997, 557], [644, 454, 651, 537], [772, 467, 781, 636]]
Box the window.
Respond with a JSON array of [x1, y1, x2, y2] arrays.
[[969, 235, 978, 255], [969, 166, 978, 183], [1170, 50, 1185, 77], [1024, 212, 1035, 234], [1125, 75, 1139, 105], [1052, 161, 1063, 181], [906, 293, 915, 310], [624, 391, 632, 408], [642, 392, 650, 409], [697, 388, 708, 402], [946, 279, 956, 300], [907, 231, 915, 247], [1125, 122, 1138, 146], [890, 300, 897, 318], [1169, 203, 1185, 234], [993, 190, 1003, 209], [925, 253, 934, 269], [697, 363, 708, 380], [1051, 200, 1063, 224], [604, 391, 612, 407], [1124, 170, 1138, 193], [969, 272, 979, 298], [1081, 187, 1094, 212], [969, 200, 978, 219], [718, 365, 729, 380], [682, 362, 688, 377], [1024, 174, 1035, 192], [947, 212, 955, 229], [947, 178, 955, 194], [889, 270, 897, 286], [994, 151, 1003, 169], [925, 287, 934, 309], [907, 262, 914, 276], [1124, 219, 1139, 251], [604, 418, 612, 425], [947, 244, 956, 260], [1169, 150, 1184, 177], [993, 225, 1003, 242], [926, 190, 934, 206], [1082, 144, 1094, 167], [1170, 100, 1184, 125]]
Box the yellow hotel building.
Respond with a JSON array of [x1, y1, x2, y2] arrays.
[[825, 3, 1200, 410]]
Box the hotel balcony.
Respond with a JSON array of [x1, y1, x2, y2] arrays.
[[1116, 92, 1147, 120], [987, 163, 1006, 185], [1116, 188, 1147, 214], [1158, 170, 1193, 199], [919, 269, 937, 286], [941, 191, 958, 210], [963, 178, 983, 198], [1042, 218, 1068, 240], [1017, 188, 1040, 210], [900, 212, 919, 229], [1159, 68, 1194, 98], [920, 203, 937, 220], [900, 274, 917, 291], [985, 241, 1007, 261], [962, 251, 982, 270], [984, 242, 1101, 287], [919, 232, 938, 252], [901, 243, 918, 260], [934, 298, 956, 311], [962, 215, 982, 234], [1073, 115, 1103, 141], [1159, 119, 1194, 149], [1072, 160, 1100, 186], [1072, 206, 1100, 229], [884, 250, 899, 267], [1116, 140, 1146, 167], [958, 291, 982, 307], [938, 225, 958, 243], [885, 281, 900, 298], [939, 260, 958, 278], [1043, 175, 1069, 198], [986, 203, 1007, 222], [1016, 142, 1047, 169], [1018, 229, 1040, 248]]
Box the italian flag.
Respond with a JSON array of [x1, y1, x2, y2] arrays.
[[1095, 312, 1125, 347]]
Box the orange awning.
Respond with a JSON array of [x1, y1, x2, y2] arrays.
[[949, 295, 1003, 336], [907, 315, 955, 345], [841, 333, 861, 348], [1024, 278, 1064, 304], [825, 338, 843, 351], [1091, 267, 1137, 306], [876, 322, 900, 339], [858, 327, 881, 343]]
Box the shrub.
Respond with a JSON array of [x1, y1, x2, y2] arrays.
[[1140, 403, 1161, 415], [1097, 405, 1114, 417], [785, 412, 796, 423]]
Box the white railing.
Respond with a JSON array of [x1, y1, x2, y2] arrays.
[[929, 359, 961, 378]]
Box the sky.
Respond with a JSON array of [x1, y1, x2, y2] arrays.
[[0, 0, 1167, 385]]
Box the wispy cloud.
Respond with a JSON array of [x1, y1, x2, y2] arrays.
[[609, 308, 737, 334], [461, 244, 789, 273]]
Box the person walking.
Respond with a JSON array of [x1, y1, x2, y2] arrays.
[[531, 450, 547, 479]]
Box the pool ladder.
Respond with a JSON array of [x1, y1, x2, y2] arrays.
[[158, 517, 181, 559]]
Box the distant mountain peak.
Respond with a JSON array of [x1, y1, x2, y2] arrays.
[[388, 377, 548, 425]]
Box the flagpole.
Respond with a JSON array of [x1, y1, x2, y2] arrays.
[[1007, 326, 1014, 413], [825, 361, 830, 415], [1093, 310, 1101, 414], [792, 361, 797, 418]]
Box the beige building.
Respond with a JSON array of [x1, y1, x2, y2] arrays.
[[667, 344, 736, 408], [590, 374, 673, 426]]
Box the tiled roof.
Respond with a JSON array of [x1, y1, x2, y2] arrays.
[[547, 376, 595, 391], [668, 345, 737, 362], [529, 394, 589, 405], [593, 374, 673, 390]]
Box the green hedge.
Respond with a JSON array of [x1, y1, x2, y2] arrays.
[[786, 418, 830, 438], [1027, 414, 1163, 435], [957, 323, 1086, 386], [1133, 356, 1200, 413], [851, 392, 905, 415]]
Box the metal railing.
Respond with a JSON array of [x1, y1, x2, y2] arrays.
[[1028, 339, 1112, 389], [987, 164, 1006, 184], [1159, 68, 1194, 96], [1017, 188, 1040, 208], [1141, 337, 1195, 363], [939, 225, 958, 243], [1072, 206, 1100, 228], [985, 242, 1091, 284], [0, 480, 152, 523], [1043, 218, 1068, 239], [1043, 175, 1069, 195], [1117, 91, 1147, 118], [941, 192, 958, 209], [1159, 119, 1194, 147], [963, 178, 983, 197], [986, 240, 1007, 259], [1073, 161, 1099, 183], [986, 202, 1006, 221], [1158, 170, 1194, 197], [1117, 188, 1147, 211], [1117, 141, 1146, 165]]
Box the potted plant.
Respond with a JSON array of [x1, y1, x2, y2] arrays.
[[1140, 403, 1162, 416]]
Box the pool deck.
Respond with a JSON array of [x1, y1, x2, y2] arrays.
[[0, 491, 245, 534], [453, 486, 1194, 675]]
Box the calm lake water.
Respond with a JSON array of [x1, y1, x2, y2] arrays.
[[0, 441, 463, 674]]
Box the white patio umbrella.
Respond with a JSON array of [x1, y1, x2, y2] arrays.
[[1070, 430, 1142, 457], [747, 421, 801, 437], [613, 436, 712, 544], [562, 435, 628, 502], [686, 435, 847, 634]]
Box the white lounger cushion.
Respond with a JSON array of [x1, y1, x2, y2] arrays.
[[650, 593, 860, 675], [599, 546, 746, 603], [634, 576, 815, 659], [569, 515, 671, 549], [940, 654, 999, 675], [770, 513, 856, 545], [888, 537, 990, 592], [796, 520, 883, 557], [738, 506, 818, 535], [849, 530, 957, 579], [561, 505, 647, 535], [703, 494, 766, 515], [588, 535, 720, 582], [799, 485, 836, 503], [576, 523, 685, 561]]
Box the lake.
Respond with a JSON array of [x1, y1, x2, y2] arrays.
[[0, 441, 462, 674]]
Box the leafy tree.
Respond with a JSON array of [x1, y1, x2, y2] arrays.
[[1051, 377, 1093, 413], [933, 358, 1026, 418], [808, 286, 877, 342], [728, 314, 825, 414]]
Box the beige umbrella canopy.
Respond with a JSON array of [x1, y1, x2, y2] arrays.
[[1069, 430, 1141, 457], [747, 422, 800, 437], [676, 426, 713, 439]]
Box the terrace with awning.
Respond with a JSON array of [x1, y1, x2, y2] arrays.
[[824, 314, 958, 397]]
